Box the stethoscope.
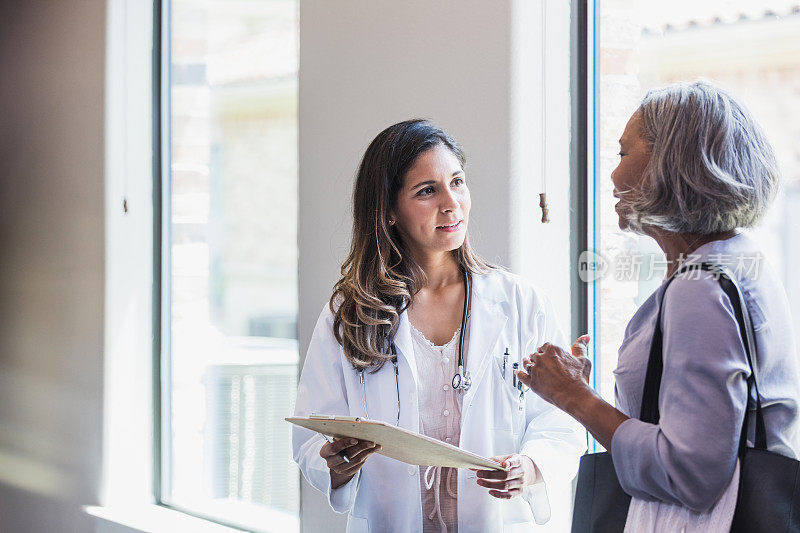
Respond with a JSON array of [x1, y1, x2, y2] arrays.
[[450, 269, 472, 391], [359, 270, 472, 424], [360, 348, 400, 425]]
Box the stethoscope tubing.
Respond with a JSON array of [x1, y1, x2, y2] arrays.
[[457, 270, 469, 373], [360, 351, 401, 426], [452, 270, 471, 390]]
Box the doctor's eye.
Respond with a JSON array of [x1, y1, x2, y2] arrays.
[[416, 186, 435, 197], [451, 177, 464, 187]]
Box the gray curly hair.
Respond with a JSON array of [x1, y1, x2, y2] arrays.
[[624, 80, 780, 235]]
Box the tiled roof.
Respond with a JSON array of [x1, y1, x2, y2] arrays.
[[639, 1, 800, 34]]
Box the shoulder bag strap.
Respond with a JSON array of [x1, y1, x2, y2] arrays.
[[639, 262, 767, 452]]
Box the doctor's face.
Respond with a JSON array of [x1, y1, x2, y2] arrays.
[[611, 110, 651, 231], [392, 144, 471, 258]]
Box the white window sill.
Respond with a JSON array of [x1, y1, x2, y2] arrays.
[[84, 505, 247, 533]]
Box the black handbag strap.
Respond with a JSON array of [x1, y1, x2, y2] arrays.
[[639, 262, 767, 453]]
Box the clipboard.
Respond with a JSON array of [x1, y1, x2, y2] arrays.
[[286, 415, 507, 471]]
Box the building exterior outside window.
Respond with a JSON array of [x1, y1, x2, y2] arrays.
[[164, 2, 300, 531]]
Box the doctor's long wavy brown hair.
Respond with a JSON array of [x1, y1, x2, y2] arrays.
[[330, 119, 492, 371]]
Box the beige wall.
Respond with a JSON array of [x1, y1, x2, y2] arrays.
[[0, 1, 106, 531]]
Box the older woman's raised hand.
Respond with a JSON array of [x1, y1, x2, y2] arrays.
[[516, 335, 592, 411]]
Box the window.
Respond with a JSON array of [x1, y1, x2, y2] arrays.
[[588, 0, 800, 414], [159, 1, 300, 531]]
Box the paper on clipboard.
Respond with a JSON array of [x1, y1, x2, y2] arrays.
[[286, 415, 507, 471]]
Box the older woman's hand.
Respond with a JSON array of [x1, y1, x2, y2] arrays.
[[516, 335, 592, 411]]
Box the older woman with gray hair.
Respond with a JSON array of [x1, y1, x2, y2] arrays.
[[517, 80, 800, 528]]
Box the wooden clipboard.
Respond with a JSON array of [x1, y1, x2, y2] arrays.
[[287, 415, 507, 471]]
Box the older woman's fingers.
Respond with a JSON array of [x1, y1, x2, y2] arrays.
[[520, 354, 537, 373], [572, 335, 590, 358], [516, 368, 533, 388], [536, 342, 551, 353]]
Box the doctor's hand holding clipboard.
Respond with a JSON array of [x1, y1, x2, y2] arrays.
[[320, 437, 381, 489], [292, 119, 586, 533]]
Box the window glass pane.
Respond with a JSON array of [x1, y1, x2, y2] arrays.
[[165, 1, 299, 530], [594, 1, 800, 407]]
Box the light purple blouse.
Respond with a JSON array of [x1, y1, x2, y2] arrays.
[[610, 232, 800, 512]]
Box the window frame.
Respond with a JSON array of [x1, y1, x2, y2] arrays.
[[571, 0, 604, 453], [570, 0, 591, 354], [152, 0, 167, 508]]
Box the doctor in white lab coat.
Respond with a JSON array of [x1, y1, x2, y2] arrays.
[[292, 119, 585, 532]]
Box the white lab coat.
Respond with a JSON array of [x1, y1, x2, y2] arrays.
[[292, 269, 586, 532]]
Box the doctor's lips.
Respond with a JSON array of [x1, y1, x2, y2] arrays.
[[436, 220, 463, 232]]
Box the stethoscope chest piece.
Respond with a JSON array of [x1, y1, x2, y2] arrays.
[[452, 367, 471, 391]]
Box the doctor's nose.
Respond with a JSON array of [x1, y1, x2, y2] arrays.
[[440, 190, 460, 213]]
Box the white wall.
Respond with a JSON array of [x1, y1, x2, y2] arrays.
[[0, 1, 107, 531], [298, 0, 514, 328], [297, 1, 572, 530]]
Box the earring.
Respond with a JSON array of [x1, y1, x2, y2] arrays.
[[389, 219, 395, 226]]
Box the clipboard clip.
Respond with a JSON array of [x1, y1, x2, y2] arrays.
[[309, 413, 361, 422]]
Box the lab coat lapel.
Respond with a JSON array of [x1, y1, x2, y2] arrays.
[[392, 310, 421, 431], [463, 275, 507, 406], [393, 310, 417, 384]]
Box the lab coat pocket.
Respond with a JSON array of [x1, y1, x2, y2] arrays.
[[490, 356, 524, 433], [491, 428, 519, 461]]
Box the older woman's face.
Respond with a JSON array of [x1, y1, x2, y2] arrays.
[[392, 143, 470, 258], [611, 111, 651, 230]]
